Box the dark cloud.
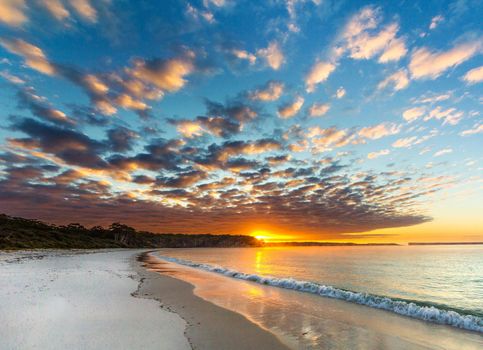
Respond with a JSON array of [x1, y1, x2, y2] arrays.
[[170, 98, 260, 138], [108, 138, 183, 171], [107, 127, 138, 152], [156, 170, 208, 188], [16, 87, 75, 126], [10, 118, 108, 169]]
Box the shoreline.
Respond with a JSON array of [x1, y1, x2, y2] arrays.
[[134, 251, 289, 350]]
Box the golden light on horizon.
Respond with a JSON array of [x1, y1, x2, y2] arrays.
[[251, 229, 297, 242], [252, 230, 272, 241]]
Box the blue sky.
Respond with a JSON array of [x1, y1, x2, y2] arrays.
[[0, 0, 481, 241]]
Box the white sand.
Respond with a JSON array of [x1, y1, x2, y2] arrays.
[[0, 250, 190, 350]]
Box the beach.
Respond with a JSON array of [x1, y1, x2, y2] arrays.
[[0, 249, 286, 350], [1, 249, 482, 350]]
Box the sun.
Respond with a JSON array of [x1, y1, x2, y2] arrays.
[[251, 230, 273, 241]]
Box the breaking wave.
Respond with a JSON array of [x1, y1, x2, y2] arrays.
[[157, 254, 483, 333]]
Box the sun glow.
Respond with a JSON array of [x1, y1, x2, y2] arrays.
[[251, 230, 273, 241]]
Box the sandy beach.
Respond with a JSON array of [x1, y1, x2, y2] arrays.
[[2, 249, 482, 350], [0, 249, 287, 350]]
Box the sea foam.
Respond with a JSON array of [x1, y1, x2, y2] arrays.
[[157, 254, 483, 333]]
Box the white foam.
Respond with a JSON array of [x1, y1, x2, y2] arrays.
[[158, 254, 483, 333]]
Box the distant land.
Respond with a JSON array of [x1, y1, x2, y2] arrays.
[[265, 242, 400, 246], [408, 242, 483, 245]]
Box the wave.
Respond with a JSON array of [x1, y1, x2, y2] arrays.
[[157, 254, 483, 333]]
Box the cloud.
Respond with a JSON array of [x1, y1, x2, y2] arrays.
[[175, 120, 204, 138], [68, 0, 97, 22], [307, 126, 356, 151], [109, 139, 183, 172], [305, 61, 335, 92], [339, 6, 406, 63], [10, 118, 107, 168], [41, 0, 70, 21], [49, 49, 198, 116], [378, 37, 407, 63], [186, 3, 214, 24], [193, 139, 281, 171], [307, 102, 330, 117], [462, 65, 483, 84], [367, 149, 390, 159], [107, 127, 138, 152], [230, 49, 257, 65], [16, 86, 76, 126], [413, 93, 451, 104], [278, 96, 304, 118], [424, 106, 463, 125], [0, 38, 56, 75], [0, 0, 27, 27], [358, 122, 400, 140], [460, 123, 483, 136], [402, 106, 425, 122], [429, 15, 444, 30], [171, 99, 258, 138], [392, 136, 417, 148], [0, 70, 25, 84], [335, 87, 346, 98], [156, 170, 208, 188], [409, 40, 482, 79], [248, 81, 284, 101], [377, 69, 409, 91], [127, 53, 195, 92], [434, 148, 453, 157], [257, 41, 284, 70]]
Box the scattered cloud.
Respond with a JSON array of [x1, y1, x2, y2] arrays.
[[0, 0, 27, 27], [429, 15, 444, 30], [335, 86, 346, 98], [68, 0, 97, 23], [230, 49, 257, 65], [377, 69, 409, 91], [368, 149, 390, 159], [248, 81, 284, 101], [434, 148, 453, 157], [307, 102, 330, 117], [460, 123, 483, 136], [0, 70, 25, 84], [41, 0, 70, 21], [358, 122, 400, 140], [305, 61, 336, 92], [339, 6, 407, 62], [278, 96, 304, 118], [409, 40, 482, 79], [257, 41, 284, 70], [462, 65, 483, 84], [424, 106, 464, 125], [0, 38, 56, 75], [403, 107, 425, 122], [392, 136, 417, 148]]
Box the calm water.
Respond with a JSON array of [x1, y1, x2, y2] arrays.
[[154, 245, 483, 349], [158, 245, 483, 322]]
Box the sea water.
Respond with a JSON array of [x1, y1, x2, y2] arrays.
[[154, 245, 483, 349]]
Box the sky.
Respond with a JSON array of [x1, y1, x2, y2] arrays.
[[0, 0, 482, 242]]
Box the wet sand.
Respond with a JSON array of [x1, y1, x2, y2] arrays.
[[135, 252, 289, 350]]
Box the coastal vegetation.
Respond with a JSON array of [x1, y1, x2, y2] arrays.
[[0, 214, 263, 250]]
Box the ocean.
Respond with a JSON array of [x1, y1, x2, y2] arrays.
[[154, 245, 483, 349]]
